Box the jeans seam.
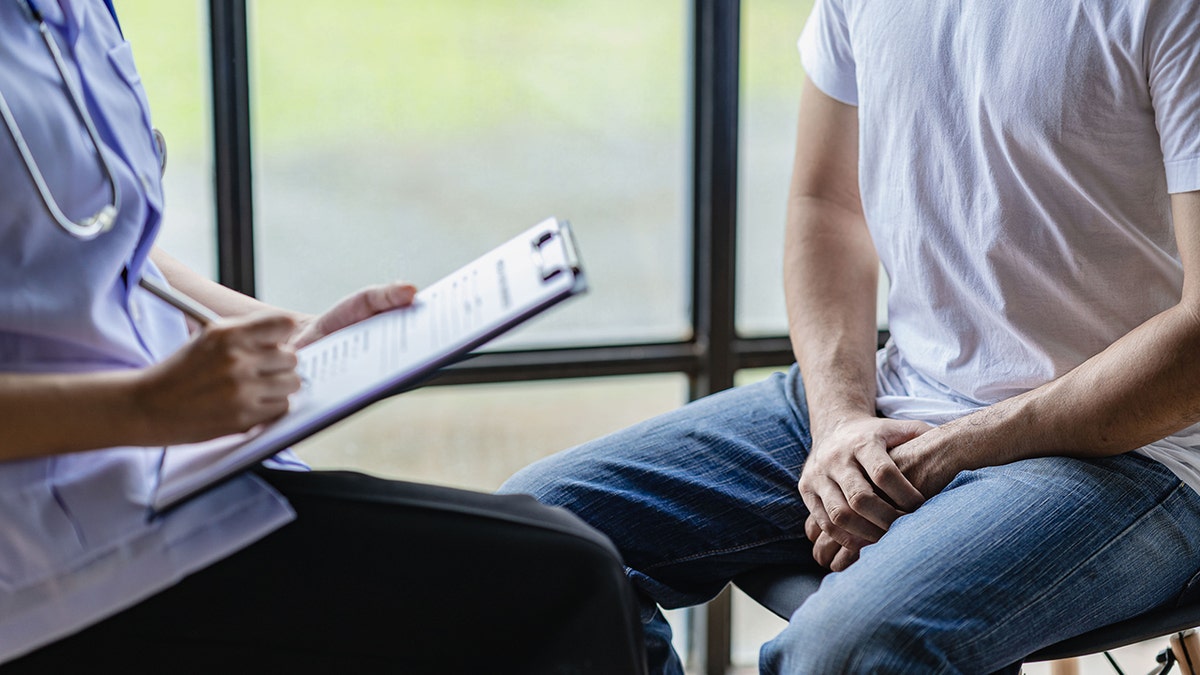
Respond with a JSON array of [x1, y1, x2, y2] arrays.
[[949, 480, 1190, 662], [639, 532, 805, 572], [1180, 567, 1200, 605]]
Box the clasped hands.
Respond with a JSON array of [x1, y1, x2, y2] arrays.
[[131, 282, 415, 446], [798, 416, 957, 571]]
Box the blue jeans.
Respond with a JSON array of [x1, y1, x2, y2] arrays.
[[500, 365, 1200, 673]]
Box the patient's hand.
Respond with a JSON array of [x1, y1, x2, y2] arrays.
[[289, 281, 416, 349], [798, 416, 929, 560], [889, 429, 968, 501], [806, 515, 861, 571]]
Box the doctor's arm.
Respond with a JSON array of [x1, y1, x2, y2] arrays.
[[0, 310, 301, 461], [786, 79, 928, 570], [0, 249, 417, 462], [149, 248, 416, 348], [890, 190, 1200, 497]]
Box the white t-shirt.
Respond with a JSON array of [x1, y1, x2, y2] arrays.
[[798, 0, 1200, 487]]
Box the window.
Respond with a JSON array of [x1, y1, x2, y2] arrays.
[[250, 1, 690, 347], [138, 1, 830, 672], [736, 0, 812, 337], [297, 374, 687, 491], [117, 0, 216, 277]]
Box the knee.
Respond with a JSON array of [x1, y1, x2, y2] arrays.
[[499, 445, 624, 525], [498, 450, 577, 504], [760, 596, 957, 674]]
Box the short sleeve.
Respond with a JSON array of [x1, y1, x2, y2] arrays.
[[797, 0, 858, 106], [1145, 0, 1200, 193]]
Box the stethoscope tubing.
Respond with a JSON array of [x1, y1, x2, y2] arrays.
[[1, 0, 123, 240]]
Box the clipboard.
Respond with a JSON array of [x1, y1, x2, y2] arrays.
[[149, 217, 586, 515]]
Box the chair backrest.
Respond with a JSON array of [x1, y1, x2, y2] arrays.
[[732, 566, 1200, 662]]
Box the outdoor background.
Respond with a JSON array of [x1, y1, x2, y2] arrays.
[[109, 1, 1154, 672]]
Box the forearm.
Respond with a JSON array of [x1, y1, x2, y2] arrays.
[[896, 304, 1200, 488], [150, 248, 304, 320], [0, 309, 306, 461], [894, 192, 1200, 491], [785, 82, 927, 567], [788, 196, 930, 563], [0, 370, 149, 460], [786, 195, 881, 436]]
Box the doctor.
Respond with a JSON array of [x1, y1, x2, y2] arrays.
[[0, 1, 643, 671]]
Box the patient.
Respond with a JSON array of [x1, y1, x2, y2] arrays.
[[501, 0, 1200, 672]]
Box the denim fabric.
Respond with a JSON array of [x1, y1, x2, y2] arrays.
[[501, 365, 1200, 674]]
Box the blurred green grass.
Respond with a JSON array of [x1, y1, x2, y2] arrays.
[[114, 0, 812, 154]]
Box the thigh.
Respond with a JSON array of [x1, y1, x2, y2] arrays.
[[501, 366, 822, 610], [763, 452, 1200, 674], [10, 469, 645, 674]]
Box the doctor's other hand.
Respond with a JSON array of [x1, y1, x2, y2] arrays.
[[289, 281, 417, 349], [130, 312, 301, 444]]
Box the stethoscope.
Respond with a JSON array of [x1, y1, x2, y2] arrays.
[[0, 0, 126, 240]]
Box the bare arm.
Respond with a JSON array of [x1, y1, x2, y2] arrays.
[[786, 80, 877, 442], [149, 247, 415, 349], [0, 313, 301, 461], [149, 248, 285, 319], [787, 80, 928, 570], [892, 191, 1200, 494], [0, 249, 416, 462]]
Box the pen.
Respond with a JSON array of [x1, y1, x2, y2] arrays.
[[138, 274, 310, 388], [137, 275, 221, 325]]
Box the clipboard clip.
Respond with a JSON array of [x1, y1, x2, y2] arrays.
[[531, 220, 581, 282]]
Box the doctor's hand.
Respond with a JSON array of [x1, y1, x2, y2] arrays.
[[798, 415, 931, 571], [288, 282, 417, 349], [130, 312, 302, 444]]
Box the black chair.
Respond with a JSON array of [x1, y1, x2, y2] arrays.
[[734, 565, 1200, 669]]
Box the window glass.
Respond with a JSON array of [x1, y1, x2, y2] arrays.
[[296, 373, 687, 491], [736, 0, 812, 337], [250, 1, 690, 348], [732, 587, 788, 667], [115, 1, 217, 277], [736, 0, 888, 337]]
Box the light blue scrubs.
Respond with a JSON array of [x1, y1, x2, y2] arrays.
[[0, 0, 293, 660]]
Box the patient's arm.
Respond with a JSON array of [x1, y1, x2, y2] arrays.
[[891, 191, 1200, 497]]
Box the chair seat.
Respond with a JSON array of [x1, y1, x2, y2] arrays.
[[732, 566, 1200, 662]]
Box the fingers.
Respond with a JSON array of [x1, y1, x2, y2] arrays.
[[133, 319, 303, 444], [375, 282, 417, 311], [801, 473, 890, 542], [810, 527, 861, 571], [291, 282, 417, 348], [196, 312, 302, 418], [872, 420, 933, 510], [798, 416, 935, 571], [855, 442, 925, 515], [336, 282, 416, 324], [830, 540, 860, 572]]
